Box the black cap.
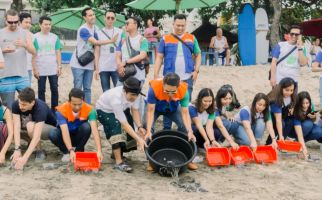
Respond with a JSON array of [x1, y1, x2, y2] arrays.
[[123, 76, 143, 95]]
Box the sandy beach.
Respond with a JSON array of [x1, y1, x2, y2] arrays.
[[1, 65, 322, 200]]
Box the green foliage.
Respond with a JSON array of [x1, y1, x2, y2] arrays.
[[28, 0, 93, 14]]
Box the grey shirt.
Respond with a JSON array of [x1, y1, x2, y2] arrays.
[[0, 27, 28, 79]]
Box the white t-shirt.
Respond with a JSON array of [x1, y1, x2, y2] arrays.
[[70, 24, 98, 70], [34, 32, 60, 76], [174, 35, 192, 81], [119, 34, 146, 81], [214, 36, 227, 53], [97, 27, 122, 72], [0, 49, 3, 62], [27, 33, 34, 71], [272, 41, 307, 83], [234, 106, 264, 124], [95, 86, 140, 123]]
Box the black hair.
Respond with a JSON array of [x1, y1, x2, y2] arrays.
[[39, 16, 52, 24], [123, 76, 142, 95], [289, 25, 302, 34], [163, 73, 180, 87], [68, 88, 84, 101], [194, 88, 215, 114], [174, 14, 186, 21], [294, 91, 312, 121], [215, 87, 234, 111], [250, 93, 270, 124], [127, 16, 141, 28], [5, 9, 18, 19], [18, 87, 35, 103], [19, 12, 31, 23], [268, 77, 297, 107], [146, 18, 155, 27], [82, 7, 92, 17], [105, 10, 116, 16]]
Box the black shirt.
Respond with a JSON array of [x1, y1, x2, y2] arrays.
[[12, 99, 57, 126]]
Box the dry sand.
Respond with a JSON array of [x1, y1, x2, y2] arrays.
[[1, 65, 322, 200]]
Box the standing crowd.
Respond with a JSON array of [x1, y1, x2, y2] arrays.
[[0, 7, 322, 173]]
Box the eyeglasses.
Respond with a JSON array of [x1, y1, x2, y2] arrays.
[[7, 20, 19, 25], [106, 16, 115, 20], [290, 33, 300, 37]]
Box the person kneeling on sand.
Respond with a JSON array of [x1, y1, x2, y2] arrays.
[[144, 73, 198, 171], [11, 87, 57, 170], [96, 77, 146, 173], [49, 88, 103, 163]]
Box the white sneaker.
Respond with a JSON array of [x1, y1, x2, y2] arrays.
[[61, 154, 70, 163]]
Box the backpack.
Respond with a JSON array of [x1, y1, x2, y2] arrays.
[[220, 84, 241, 111]]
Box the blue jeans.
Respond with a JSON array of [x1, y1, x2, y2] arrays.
[[235, 118, 266, 145], [0, 76, 30, 110], [143, 104, 186, 134], [99, 71, 118, 92], [38, 75, 59, 111], [28, 70, 32, 83], [319, 77, 322, 107], [49, 122, 91, 154], [163, 77, 193, 129], [214, 118, 240, 143], [71, 68, 93, 104], [295, 120, 322, 143], [266, 116, 294, 144]]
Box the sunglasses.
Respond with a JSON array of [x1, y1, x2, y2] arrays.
[[290, 33, 300, 37], [7, 20, 19, 25], [164, 89, 177, 94], [106, 16, 115, 20]]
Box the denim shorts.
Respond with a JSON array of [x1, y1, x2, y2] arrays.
[[0, 76, 30, 93]]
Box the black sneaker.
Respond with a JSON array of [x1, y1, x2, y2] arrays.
[[113, 162, 133, 173]]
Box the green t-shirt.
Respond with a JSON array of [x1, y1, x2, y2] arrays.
[[88, 109, 97, 121], [180, 91, 190, 107]]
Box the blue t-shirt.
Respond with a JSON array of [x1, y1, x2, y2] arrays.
[[315, 51, 322, 63], [79, 27, 98, 41], [146, 87, 189, 113], [188, 105, 216, 125]]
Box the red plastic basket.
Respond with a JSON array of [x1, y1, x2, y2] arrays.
[[254, 146, 277, 164], [74, 152, 100, 171], [230, 146, 254, 165], [206, 147, 231, 167], [277, 140, 302, 152]]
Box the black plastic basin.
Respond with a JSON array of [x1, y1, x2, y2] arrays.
[[146, 130, 197, 176]]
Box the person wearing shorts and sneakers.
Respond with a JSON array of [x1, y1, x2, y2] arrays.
[[11, 87, 57, 170], [0, 9, 36, 109]]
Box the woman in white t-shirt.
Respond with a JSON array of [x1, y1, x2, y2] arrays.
[[235, 93, 277, 151], [188, 88, 221, 149]]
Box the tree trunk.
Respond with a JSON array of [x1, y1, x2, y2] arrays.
[[269, 0, 282, 48], [10, 0, 24, 12]]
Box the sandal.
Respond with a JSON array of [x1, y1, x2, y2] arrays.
[[113, 162, 133, 173]]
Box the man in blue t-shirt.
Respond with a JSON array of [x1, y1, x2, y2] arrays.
[[270, 25, 308, 86], [70, 7, 118, 104]]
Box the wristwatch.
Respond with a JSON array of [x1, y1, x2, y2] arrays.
[[68, 147, 75, 153]]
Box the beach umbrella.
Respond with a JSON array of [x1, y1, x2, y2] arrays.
[[50, 6, 126, 30], [126, 0, 227, 13], [300, 18, 322, 37]]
